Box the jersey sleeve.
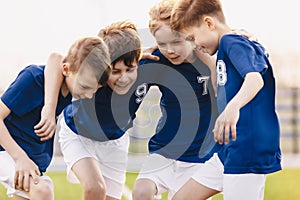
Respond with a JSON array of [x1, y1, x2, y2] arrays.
[[224, 35, 268, 78], [1, 66, 44, 116]]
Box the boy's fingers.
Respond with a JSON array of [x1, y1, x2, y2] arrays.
[[213, 126, 219, 142], [231, 125, 237, 141], [224, 124, 230, 144], [36, 124, 55, 139], [31, 171, 40, 184], [36, 126, 51, 136], [15, 172, 24, 190], [34, 119, 45, 130], [149, 55, 160, 61], [35, 122, 49, 134], [23, 173, 30, 192], [40, 132, 55, 141], [213, 120, 222, 143], [143, 54, 160, 61], [14, 171, 19, 189], [217, 123, 225, 144]]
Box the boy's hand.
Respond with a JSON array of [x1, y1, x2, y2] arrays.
[[213, 101, 240, 144], [14, 157, 40, 192], [141, 46, 160, 61], [231, 29, 258, 42], [34, 104, 56, 141]]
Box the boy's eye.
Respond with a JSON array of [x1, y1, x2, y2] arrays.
[[127, 68, 135, 73], [157, 43, 166, 47], [186, 35, 195, 41], [171, 40, 181, 45], [112, 70, 120, 74], [81, 85, 90, 89]]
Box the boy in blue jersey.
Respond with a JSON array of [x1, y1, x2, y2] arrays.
[[132, 1, 219, 199], [171, 0, 281, 199], [45, 21, 147, 200], [0, 37, 110, 200]]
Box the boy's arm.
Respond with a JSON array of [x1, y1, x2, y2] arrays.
[[34, 52, 64, 141], [0, 101, 40, 192], [231, 29, 258, 41], [213, 72, 264, 144]]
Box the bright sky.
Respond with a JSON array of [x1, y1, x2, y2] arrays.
[[0, 0, 298, 89]]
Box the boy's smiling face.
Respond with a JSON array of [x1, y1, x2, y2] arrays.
[[154, 23, 195, 65], [183, 18, 220, 56], [107, 60, 138, 95]]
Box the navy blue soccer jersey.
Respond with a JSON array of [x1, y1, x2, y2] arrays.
[[138, 50, 220, 163], [0, 65, 72, 172], [63, 80, 147, 141], [216, 34, 281, 174]]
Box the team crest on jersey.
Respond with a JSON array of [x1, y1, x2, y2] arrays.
[[135, 83, 148, 104], [217, 60, 227, 86]]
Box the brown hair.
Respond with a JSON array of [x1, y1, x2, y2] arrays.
[[171, 0, 225, 32], [148, 0, 176, 35], [98, 20, 141, 68], [63, 37, 111, 85]]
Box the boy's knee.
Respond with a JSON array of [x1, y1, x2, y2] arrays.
[[30, 180, 53, 200], [132, 183, 155, 200], [83, 181, 107, 197]]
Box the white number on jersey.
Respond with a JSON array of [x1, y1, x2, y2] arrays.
[[135, 83, 148, 104], [197, 76, 210, 95], [217, 60, 227, 86]]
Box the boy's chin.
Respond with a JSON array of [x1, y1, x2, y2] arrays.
[[114, 87, 130, 95]]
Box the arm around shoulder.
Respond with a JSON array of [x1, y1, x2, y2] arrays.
[[34, 52, 64, 140]]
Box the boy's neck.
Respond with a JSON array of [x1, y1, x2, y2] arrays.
[[218, 24, 232, 41], [60, 82, 69, 97], [184, 53, 196, 63]]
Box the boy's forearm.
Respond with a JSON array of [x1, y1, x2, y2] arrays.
[[229, 72, 264, 109], [0, 122, 27, 160], [0, 103, 27, 161], [44, 52, 64, 106], [195, 51, 217, 95], [196, 50, 216, 70]]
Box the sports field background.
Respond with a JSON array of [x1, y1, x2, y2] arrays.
[[1, 87, 299, 199], [1, 169, 300, 200]]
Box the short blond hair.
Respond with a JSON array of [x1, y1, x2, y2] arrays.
[[63, 37, 111, 85], [98, 20, 141, 67], [171, 0, 225, 31], [148, 0, 176, 35]]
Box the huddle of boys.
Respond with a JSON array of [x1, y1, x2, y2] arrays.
[[0, 0, 281, 200]]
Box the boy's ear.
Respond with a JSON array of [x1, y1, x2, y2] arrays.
[[204, 16, 216, 30], [62, 63, 71, 76]]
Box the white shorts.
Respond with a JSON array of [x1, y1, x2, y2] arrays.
[[137, 153, 203, 199], [192, 153, 266, 200], [58, 115, 129, 199], [0, 151, 53, 199]]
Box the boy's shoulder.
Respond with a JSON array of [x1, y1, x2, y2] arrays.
[[220, 34, 265, 48], [220, 34, 248, 46], [20, 64, 45, 76], [15, 65, 46, 84], [220, 34, 268, 56]]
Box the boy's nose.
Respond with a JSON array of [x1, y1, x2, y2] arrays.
[[167, 47, 175, 54], [85, 92, 94, 99], [118, 73, 129, 82]]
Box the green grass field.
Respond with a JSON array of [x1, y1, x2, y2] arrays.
[[1, 169, 299, 199]]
